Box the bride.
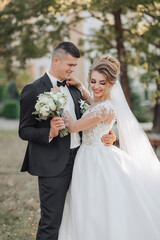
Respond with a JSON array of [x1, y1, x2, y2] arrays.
[[53, 56, 160, 240]]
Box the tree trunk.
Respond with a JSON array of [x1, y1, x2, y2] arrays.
[[152, 76, 160, 133], [113, 9, 132, 109]]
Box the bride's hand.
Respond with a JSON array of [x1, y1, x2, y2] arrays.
[[66, 77, 82, 88], [101, 130, 116, 146]]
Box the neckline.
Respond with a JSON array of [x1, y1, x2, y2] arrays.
[[90, 99, 112, 107]]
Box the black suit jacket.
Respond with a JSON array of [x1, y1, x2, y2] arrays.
[[19, 73, 82, 177]]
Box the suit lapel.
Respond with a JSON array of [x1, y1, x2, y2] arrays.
[[67, 86, 81, 120], [42, 73, 53, 92], [68, 86, 82, 139]]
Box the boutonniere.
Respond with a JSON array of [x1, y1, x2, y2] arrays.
[[79, 99, 90, 113]]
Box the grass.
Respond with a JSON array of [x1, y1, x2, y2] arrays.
[[0, 129, 159, 240], [0, 130, 40, 240]]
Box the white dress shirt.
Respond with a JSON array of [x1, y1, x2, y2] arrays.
[[46, 71, 81, 149]]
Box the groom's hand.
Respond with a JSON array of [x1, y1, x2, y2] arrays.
[[101, 130, 116, 146], [49, 117, 66, 138]]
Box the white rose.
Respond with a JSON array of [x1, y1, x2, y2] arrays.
[[38, 94, 44, 101], [48, 100, 56, 111], [59, 97, 66, 107], [41, 96, 49, 105], [43, 112, 49, 117], [35, 102, 41, 111], [57, 92, 63, 99], [52, 93, 58, 101], [40, 105, 49, 117], [49, 92, 55, 97]]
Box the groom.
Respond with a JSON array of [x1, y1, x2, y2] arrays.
[[19, 41, 116, 240]]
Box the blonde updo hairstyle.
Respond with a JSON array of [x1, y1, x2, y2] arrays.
[[88, 56, 120, 86]]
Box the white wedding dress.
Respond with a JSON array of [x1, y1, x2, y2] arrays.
[[58, 100, 160, 240]]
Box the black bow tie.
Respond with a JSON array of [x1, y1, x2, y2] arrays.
[[57, 80, 66, 87]]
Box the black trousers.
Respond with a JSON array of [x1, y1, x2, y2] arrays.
[[36, 147, 79, 240]]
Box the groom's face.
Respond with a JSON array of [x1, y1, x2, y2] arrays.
[[54, 54, 78, 80]]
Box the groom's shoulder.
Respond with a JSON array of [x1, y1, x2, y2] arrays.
[[29, 74, 46, 87], [22, 74, 46, 92]]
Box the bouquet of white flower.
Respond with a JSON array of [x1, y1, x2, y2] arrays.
[[32, 91, 69, 137], [79, 100, 90, 114]]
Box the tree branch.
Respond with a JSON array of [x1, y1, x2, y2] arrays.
[[128, 6, 158, 19], [67, 26, 114, 49], [123, 28, 160, 48]]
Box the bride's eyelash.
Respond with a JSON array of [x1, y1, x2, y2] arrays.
[[90, 80, 106, 85]]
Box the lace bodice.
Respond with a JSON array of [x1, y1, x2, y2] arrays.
[[82, 100, 116, 147]]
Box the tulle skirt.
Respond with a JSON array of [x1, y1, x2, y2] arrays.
[[58, 144, 160, 240]]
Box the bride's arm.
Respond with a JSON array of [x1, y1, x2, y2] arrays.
[[64, 108, 114, 133], [50, 85, 116, 145], [66, 77, 92, 104]]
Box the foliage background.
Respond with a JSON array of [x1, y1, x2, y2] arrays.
[[0, 0, 159, 129]]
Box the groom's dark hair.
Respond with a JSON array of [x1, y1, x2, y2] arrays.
[[52, 41, 80, 59]]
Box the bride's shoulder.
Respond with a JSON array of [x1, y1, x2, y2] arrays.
[[95, 99, 115, 111], [100, 99, 114, 107], [88, 99, 115, 116]]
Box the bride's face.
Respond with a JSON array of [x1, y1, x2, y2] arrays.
[[89, 71, 112, 101]]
